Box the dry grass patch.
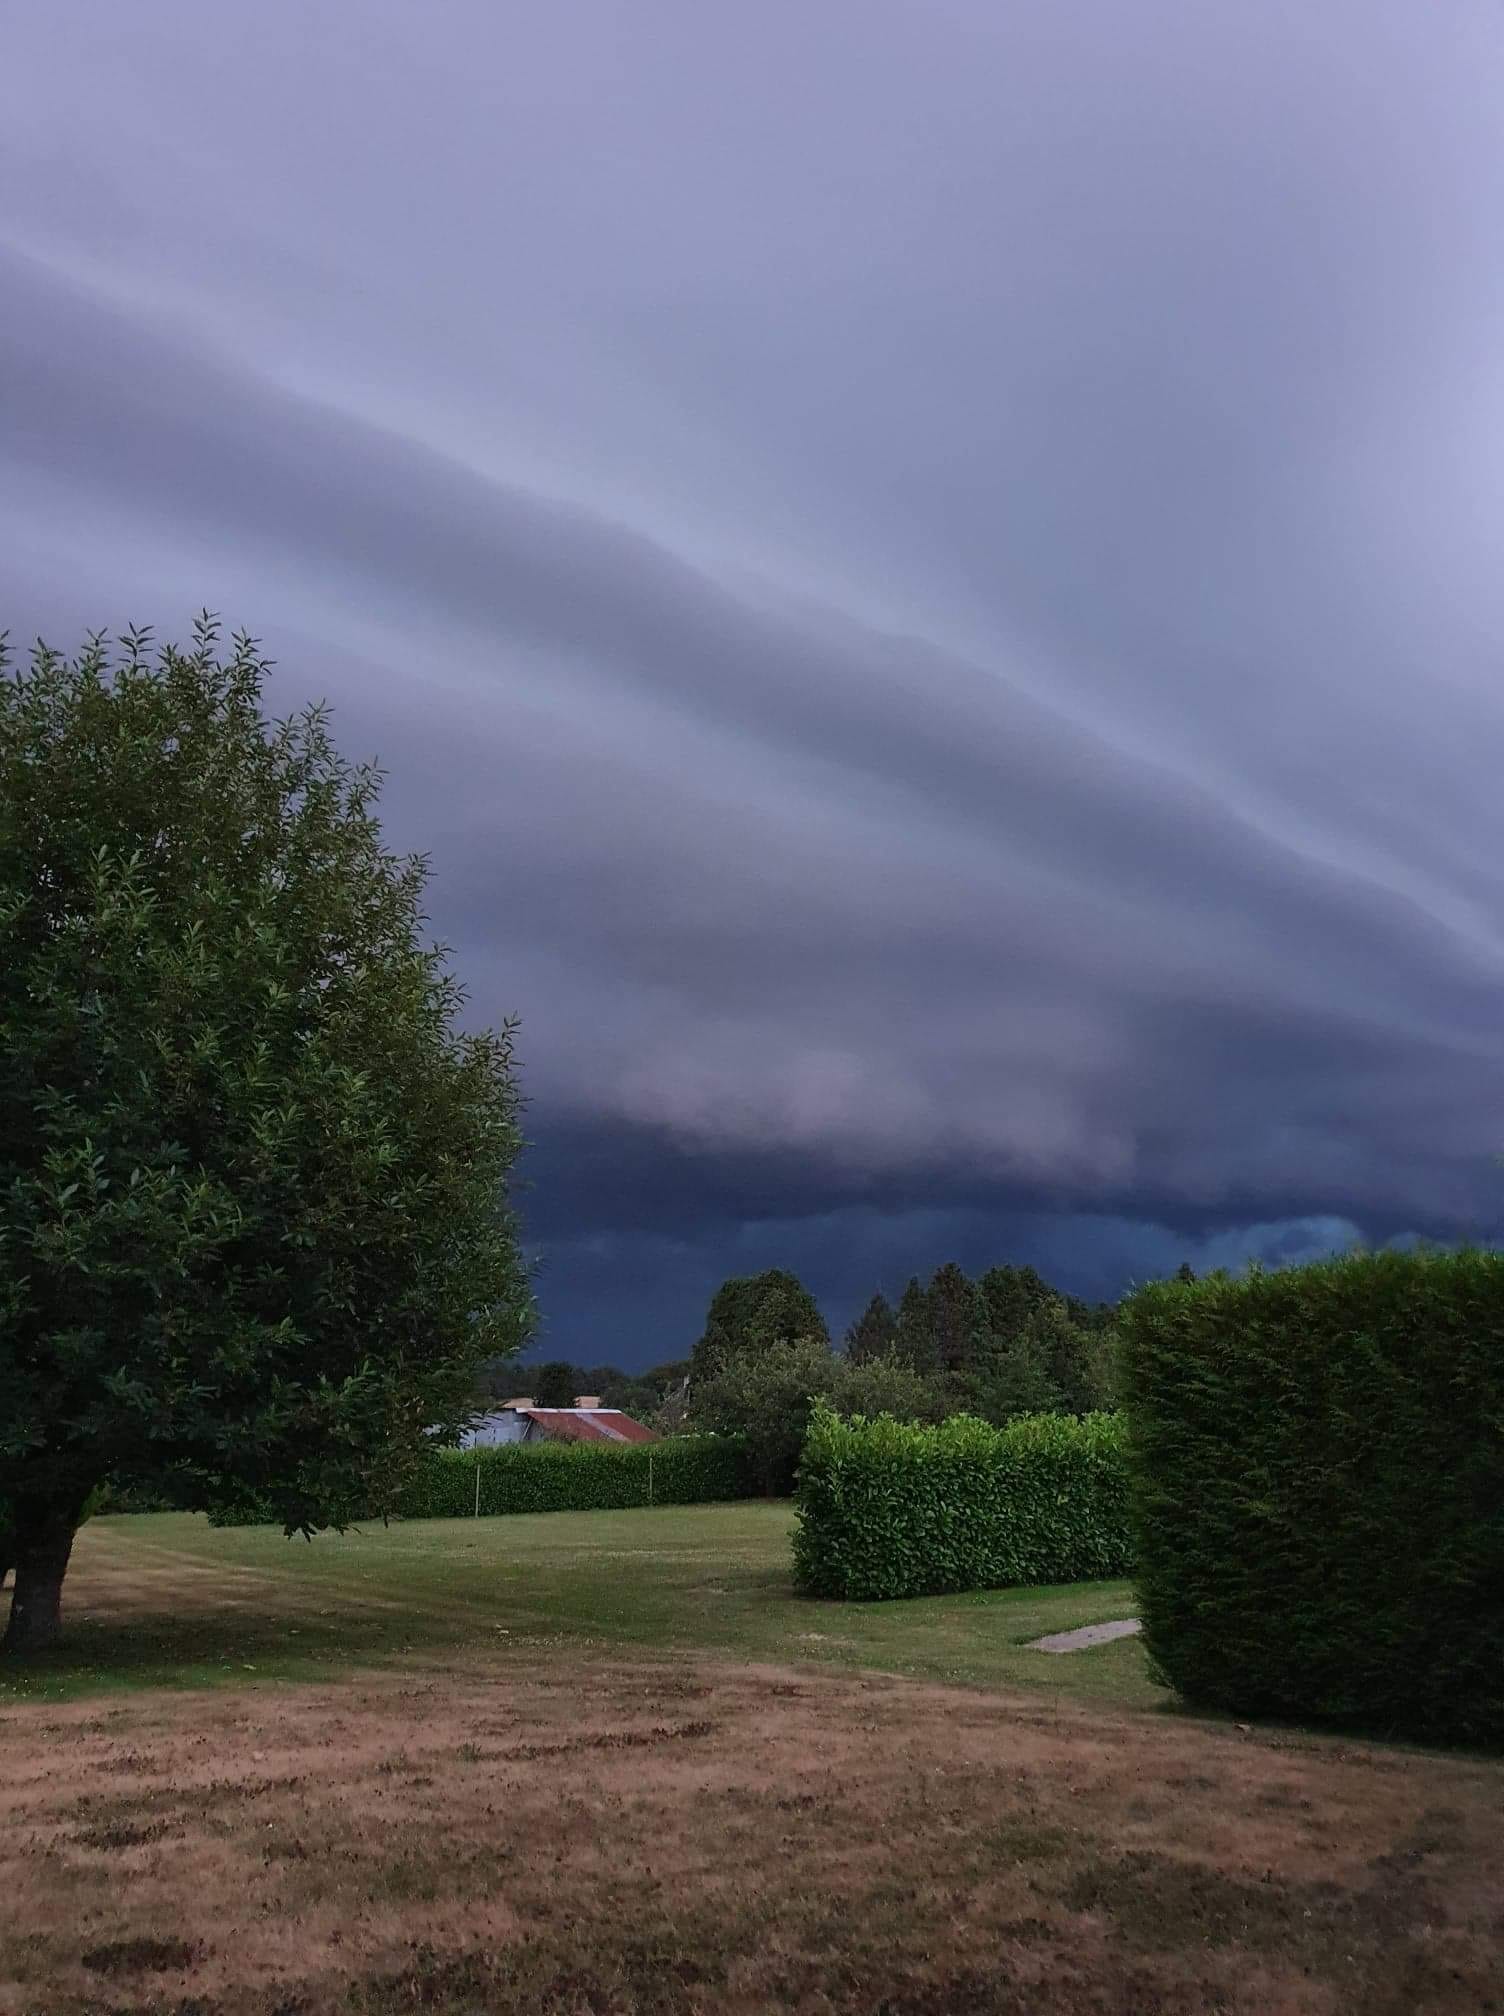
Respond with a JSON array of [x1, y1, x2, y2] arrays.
[[2, 1651, 1502, 2015]]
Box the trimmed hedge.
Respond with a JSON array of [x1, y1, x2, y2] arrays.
[[396, 1434, 754, 1519], [206, 1434, 755, 1526], [793, 1407, 1131, 1600], [1118, 1249, 1504, 1747]]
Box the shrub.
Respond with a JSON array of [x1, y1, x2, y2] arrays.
[[793, 1406, 1131, 1600], [1118, 1249, 1504, 1747], [688, 1339, 949, 1495]]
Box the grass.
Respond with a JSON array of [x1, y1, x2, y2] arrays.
[[3, 1501, 1151, 1705], [6, 1636, 1504, 2015], [5, 1504, 1504, 2013]]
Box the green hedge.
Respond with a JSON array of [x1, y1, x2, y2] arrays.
[[1118, 1249, 1504, 1747], [793, 1407, 1131, 1600], [396, 1434, 754, 1519], [205, 1434, 755, 1526]]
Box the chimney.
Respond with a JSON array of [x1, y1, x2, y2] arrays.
[[573, 1394, 603, 1410], [502, 1396, 535, 1410]]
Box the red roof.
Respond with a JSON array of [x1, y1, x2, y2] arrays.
[[519, 1408, 658, 1445]]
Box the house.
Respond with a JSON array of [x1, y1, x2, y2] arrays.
[[459, 1395, 659, 1449]]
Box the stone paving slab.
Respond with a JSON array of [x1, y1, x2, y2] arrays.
[[1026, 1617, 1142, 1654]]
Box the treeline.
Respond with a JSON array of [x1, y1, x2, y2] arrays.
[[492, 1258, 1159, 1491], [680, 1263, 1126, 1494], [842, 1262, 1118, 1417], [691, 1262, 1118, 1417]]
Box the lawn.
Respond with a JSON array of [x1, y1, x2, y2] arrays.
[[2, 1502, 1149, 1706], [4, 1506, 1503, 2014]]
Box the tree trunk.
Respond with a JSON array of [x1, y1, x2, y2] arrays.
[[2, 1501, 83, 1655]]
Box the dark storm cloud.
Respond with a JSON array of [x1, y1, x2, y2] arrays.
[[4, 1, 1504, 1359]]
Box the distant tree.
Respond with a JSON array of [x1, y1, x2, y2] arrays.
[[652, 1371, 693, 1436], [840, 1351, 950, 1430], [844, 1289, 898, 1363], [928, 1261, 990, 1377], [0, 624, 531, 1652], [573, 1364, 646, 1415], [892, 1274, 937, 1372], [1029, 1300, 1117, 1415], [963, 1330, 1062, 1425], [689, 1269, 827, 1383], [691, 1278, 753, 1382], [968, 1293, 1116, 1423], [688, 1336, 836, 1493], [745, 1271, 827, 1351], [473, 1354, 521, 1405], [977, 1264, 1059, 1342], [530, 1361, 578, 1408], [563, 1360, 691, 1421], [687, 1336, 946, 1494], [1078, 1298, 1121, 1332], [1175, 1262, 1198, 1285]]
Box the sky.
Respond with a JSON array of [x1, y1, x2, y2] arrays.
[[4, 1, 1504, 1367]]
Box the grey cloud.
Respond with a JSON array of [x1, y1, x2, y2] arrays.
[[4, 1, 1504, 1358]]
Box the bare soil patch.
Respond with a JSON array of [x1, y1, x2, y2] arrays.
[[2, 1651, 1501, 2015]]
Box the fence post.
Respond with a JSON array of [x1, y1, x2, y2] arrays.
[[475, 1460, 481, 1518], [648, 1451, 654, 1507]]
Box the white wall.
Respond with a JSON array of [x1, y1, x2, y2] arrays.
[[458, 1409, 530, 1449]]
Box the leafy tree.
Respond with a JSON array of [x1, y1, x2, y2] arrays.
[[892, 1274, 937, 1372], [843, 1289, 897, 1363], [530, 1361, 579, 1408], [652, 1371, 694, 1436], [472, 1354, 519, 1405], [964, 1328, 1063, 1425], [928, 1261, 989, 1377], [840, 1350, 950, 1430], [1175, 1261, 1198, 1285], [977, 1264, 1059, 1343], [688, 1336, 835, 1493], [1078, 1298, 1121, 1332], [967, 1296, 1116, 1423], [570, 1363, 645, 1413], [687, 1336, 946, 1494], [741, 1271, 827, 1353], [689, 1268, 827, 1383], [589, 1359, 691, 1423], [1027, 1299, 1116, 1414], [0, 623, 532, 1652]]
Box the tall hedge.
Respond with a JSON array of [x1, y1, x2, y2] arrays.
[[794, 1407, 1131, 1600], [1118, 1249, 1504, 1747]]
